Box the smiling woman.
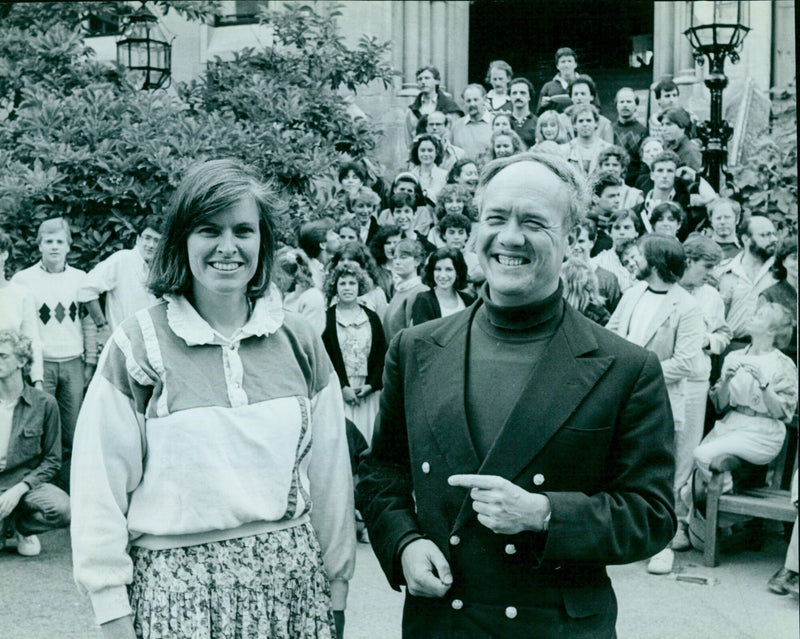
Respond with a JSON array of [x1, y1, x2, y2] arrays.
[[71, 159, 355, 639]]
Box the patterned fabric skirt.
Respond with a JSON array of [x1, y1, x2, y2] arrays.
[[128, 522, 335, 639]]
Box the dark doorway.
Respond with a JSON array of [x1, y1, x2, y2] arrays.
[[468, 0, 654, 119]]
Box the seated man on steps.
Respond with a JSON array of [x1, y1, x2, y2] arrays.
[[0, 330, 70, 556]]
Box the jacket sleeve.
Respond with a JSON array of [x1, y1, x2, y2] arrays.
[[70, 332, 152, 625], [20, 393, 62, 489], [660, 302, 704, 385], [541, 351, 677, 564], [410, 291, 435, 326], [308, 366, 357, 611], [356, 331, 423, 589]]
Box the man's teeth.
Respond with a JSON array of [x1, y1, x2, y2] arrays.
[[496, 255, 525, 266], [210, 263, 240, 271]]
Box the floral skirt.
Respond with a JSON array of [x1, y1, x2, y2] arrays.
[[128, 522, 335, 639]]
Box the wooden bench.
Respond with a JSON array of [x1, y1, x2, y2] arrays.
[[702, 436, 797, 567]]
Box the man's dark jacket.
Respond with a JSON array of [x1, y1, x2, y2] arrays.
[[357, 301, 676, 638]]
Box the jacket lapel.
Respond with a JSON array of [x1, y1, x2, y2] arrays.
[[415, 306, 481, 476], [452, 308, 613, 532], [638, 287, 679, 348]]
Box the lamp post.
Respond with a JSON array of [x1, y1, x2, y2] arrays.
[[683, 1, 750, 193], [116, 3, 172, 91]]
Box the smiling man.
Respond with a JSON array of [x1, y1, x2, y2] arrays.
[[357, 152, 676, 638]]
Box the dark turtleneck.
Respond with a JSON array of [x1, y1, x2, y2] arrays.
[[466, 282, 565, 460]]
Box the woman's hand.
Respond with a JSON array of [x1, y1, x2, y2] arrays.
[[354, 384, 373, 399], [342, 386, 358, 405], [739, 363, 767, 387], [101, 616, 137, 639]]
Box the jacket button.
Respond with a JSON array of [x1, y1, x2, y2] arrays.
[[504, 543, 516, 555], [533, 473, 545, 486], [421, 462, 431, 474], [450, 535, 460, 546], [505, 606, 517, 619], [451, 599, 463, 610]]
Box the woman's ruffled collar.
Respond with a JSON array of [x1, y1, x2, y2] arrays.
[[165, 287, 285, 346]]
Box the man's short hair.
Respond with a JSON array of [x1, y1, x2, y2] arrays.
[[569, 103, 599, 124], [475, 151, 590, 234], [509, 77, 534, 98], [597, 145, 632, 172], [658, 107, 692, 131], [416, 65, 441, 82], [615, 87, 639, 105], [592, 171, 623, 198], [739, 215, 772, 240], [650, 151, 681, 171], [298, 218, 336, 259], [653, 79, 679, 99], [462, 83, 487, 99], [485, 60, 513, 84], [568, 74, 597, 98], [707, 198, 742, 224], [137, 214, 163, 236], [555, 47, 577, 65], [638, 233, 686, 283], [37, 217, 71, 245], [0, 329, 33, 379], [439, 212, 472, 235], [683, 232, 723, 265]]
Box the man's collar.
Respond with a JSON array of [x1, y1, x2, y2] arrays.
[[19, 383, 36, 406]]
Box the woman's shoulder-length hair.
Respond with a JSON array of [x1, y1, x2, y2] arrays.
[[148, 158, 280, 301]]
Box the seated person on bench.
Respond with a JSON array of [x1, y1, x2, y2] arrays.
[[692, 303, 797, 496]]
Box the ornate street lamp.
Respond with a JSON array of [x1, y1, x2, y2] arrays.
[[116, 3, 172, 90], [684, 1, 750, 193]]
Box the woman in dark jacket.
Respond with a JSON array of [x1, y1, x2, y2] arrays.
[[322, 262, 387, 447], [411, 247, 474, 326]]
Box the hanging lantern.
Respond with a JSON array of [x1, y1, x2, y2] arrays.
[[116, 3, 172, 90]]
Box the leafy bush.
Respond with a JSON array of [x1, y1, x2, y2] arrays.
[[0, 1, 395, 275], [731, 79, 797, 234]]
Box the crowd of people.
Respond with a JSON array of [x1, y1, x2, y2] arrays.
[[0, 44, 797, 638]]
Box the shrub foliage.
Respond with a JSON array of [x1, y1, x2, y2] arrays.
[[0, 1, 394, 275]]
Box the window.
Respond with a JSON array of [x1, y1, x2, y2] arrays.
[[86, 12, 121, 37], [214, 1, 268, 27]]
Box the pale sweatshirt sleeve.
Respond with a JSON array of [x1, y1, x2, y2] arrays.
[[308, 369, 357, 611], [297, 288, 327, 336], [71, 335, 150, 625], [76, 255, 118, 303], [20, 287, 44, 383]]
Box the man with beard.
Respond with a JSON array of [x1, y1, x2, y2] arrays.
[[607, 233, 704, 575], [358, 152, 675, 638], [717, 215, 779, 349], [451, 84, 493, 160], [612, 88, 647, 185], [77, 215, 164, 333], [508, 78, 537, 147]]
